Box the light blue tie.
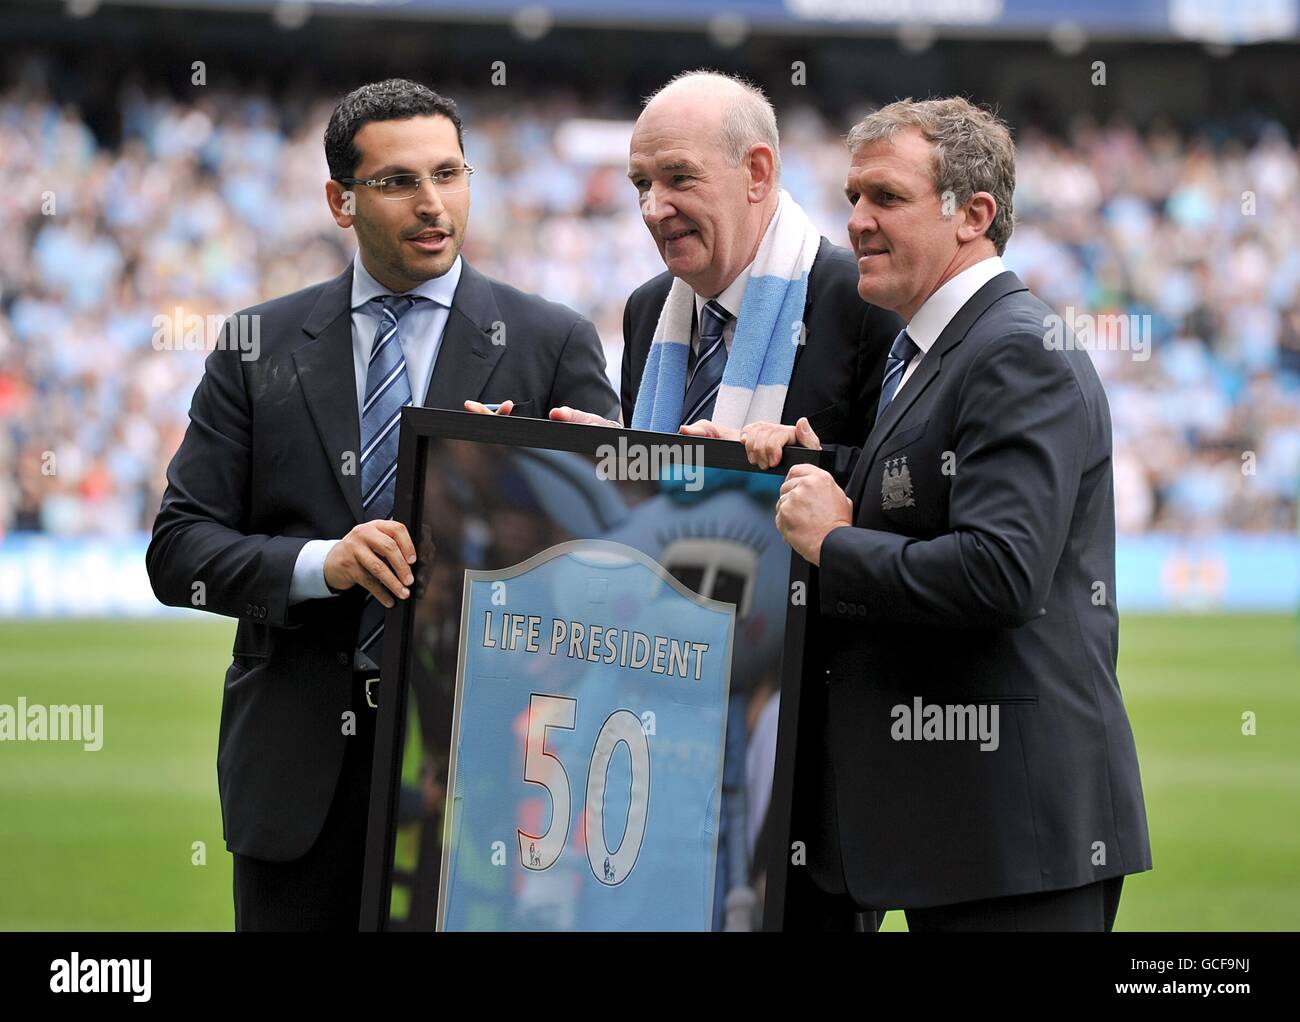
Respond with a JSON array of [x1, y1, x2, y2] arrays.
[[681, 299, 732, 426], [875, 329, 921, 426], [356, 294, 422, 667]]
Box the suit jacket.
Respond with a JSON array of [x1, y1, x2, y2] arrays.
[[146, 259, 617, 861], [620, 238, 903, 443], [803, 270, 1152, 909]]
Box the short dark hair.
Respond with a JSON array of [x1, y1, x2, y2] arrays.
[[324, 78, 464, 180]]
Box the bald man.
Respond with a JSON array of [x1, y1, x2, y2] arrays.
[[538, 73, 896, 932], [621, 71, 900, 448], [467, 73, 900, 930], [530, 71, 900, 444], [622, 73, 903, 932]]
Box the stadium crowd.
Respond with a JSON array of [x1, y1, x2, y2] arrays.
[[1, 79, 1297, 539]]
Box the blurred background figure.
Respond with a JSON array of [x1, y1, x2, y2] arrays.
[[2, 65, 1297, 547]]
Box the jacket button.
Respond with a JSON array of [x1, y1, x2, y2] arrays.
[[336, 652, 350, 666], [835, 601, 847, 613]]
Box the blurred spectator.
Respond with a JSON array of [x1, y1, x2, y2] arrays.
[[0, 83, 1296, 538]]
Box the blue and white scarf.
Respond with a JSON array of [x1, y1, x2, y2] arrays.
[[631, 189, 821, 432]]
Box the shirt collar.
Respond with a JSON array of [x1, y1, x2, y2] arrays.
[[905, 255, 1006, 354], [351, 251, 463, 312], [694, 258, 753, 324]]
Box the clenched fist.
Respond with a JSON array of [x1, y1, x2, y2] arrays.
[[775, 464, 853, 566]]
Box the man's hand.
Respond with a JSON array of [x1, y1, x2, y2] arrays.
[[323, 520, 417, 608], [549, 406, 620, 427], [678, 419, 741, 440], [463, 399, 515, 415], [775, 464, 853, 566], [739, 416, 821, 469], [465, 398, 621, 427]]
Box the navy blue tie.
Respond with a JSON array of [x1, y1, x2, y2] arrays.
[[355, 293, 423, 668], [682, 300, 732, 425], [875, 329, 921, 426]]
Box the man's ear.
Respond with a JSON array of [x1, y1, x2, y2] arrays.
[[325, 179, 356, 229], [746, 143, 778, 203], [957, 191, 996, 244]]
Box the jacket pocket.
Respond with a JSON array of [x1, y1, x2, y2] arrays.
[[230, 651, 268, 673], [878, 418, 928, 459]]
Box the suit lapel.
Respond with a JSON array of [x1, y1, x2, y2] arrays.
[[790, 237, 832, 379], [293, 265, 365, 522], [423, 260, 506, 409], [848, 271, 1029, 500]]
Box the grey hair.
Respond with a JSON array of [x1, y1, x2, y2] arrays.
[[644, 70, 781, 180], [845, 96, 1016, 254]]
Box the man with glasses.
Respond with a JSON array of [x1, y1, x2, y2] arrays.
[[146, 78, 617, 930]]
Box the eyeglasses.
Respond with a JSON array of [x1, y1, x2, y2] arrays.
[[334, 165, 475, 200]]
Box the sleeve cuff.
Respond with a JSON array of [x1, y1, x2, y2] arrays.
[[817, 525, 866, 620], [288, 539, 341, 604]]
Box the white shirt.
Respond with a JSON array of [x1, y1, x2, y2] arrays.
[[348, 251, 462, 411], [691, 259, 752, 360], [288, 253, 464, 608], [897, 255, 1006, 393]]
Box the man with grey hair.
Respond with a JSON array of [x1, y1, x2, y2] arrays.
[[489, 70, 900, 931], [744, 96, 1153, 930], [619, 71, 901, 933], [542, 70, 900, 445]]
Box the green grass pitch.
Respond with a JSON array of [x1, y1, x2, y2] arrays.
[[1, 614, 1296, 931]]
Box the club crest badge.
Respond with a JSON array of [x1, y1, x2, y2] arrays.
[[881, 456, 916, 511]]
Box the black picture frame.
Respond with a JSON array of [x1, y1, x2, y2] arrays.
[[359, 407, 827, 931]]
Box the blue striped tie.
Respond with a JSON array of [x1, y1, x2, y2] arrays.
[[681, 299, 732, 426], [875, 329, 920, 426], [355, 293, 422, 668]]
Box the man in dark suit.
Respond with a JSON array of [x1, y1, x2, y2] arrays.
[[145, 79, 616, 931], [485, 72, 897, 930], [622, 243, 897, 443], [536, 70, 900, 447], [750, 97, 1152, 930], [557, 71, 902, 932]]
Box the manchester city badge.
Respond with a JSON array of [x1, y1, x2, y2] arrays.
[[881, 456, 916, 511]]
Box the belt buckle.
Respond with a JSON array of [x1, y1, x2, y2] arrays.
[[364, 676, 380, 709]]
